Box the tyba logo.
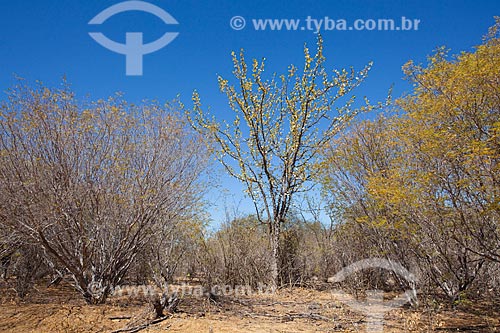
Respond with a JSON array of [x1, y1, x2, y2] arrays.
[[88, 1, 179, 76]]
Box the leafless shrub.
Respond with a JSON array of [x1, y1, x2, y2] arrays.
[[198, 215, 272, 289], [0, 80, 209, 304]]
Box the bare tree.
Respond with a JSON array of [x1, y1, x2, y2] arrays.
[[0, 80, 209, 304]]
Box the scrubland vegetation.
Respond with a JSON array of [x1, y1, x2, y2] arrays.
[[0, 19, 499, 333]]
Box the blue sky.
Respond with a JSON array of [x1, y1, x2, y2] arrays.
[[0, 0, 498, 226]]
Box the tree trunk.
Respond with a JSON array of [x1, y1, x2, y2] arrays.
[[269, 223, 280, 290], [1, 255, 10, 280], [151, 291, 179, 318], [77, 277, 112, 305], [82, 289, 110, 305]]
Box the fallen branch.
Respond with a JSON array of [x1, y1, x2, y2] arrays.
[[111, 316, 170, 333], [109, 316, 132, 320], [243, 311, 332, 322]]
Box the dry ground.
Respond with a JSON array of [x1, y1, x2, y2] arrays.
[[0, 278, 499, 332]]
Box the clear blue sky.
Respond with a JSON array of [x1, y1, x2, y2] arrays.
[[0, 0, 498, 226]]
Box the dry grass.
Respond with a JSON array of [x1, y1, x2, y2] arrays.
[[0, 278, 498, 332]]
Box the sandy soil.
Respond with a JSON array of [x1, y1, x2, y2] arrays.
[[0, 279, 498, 332]]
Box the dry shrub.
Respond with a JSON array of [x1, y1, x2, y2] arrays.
[[198, 215, 272, 289]]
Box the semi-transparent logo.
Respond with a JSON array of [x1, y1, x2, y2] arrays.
[[88, 1, 179, 76]]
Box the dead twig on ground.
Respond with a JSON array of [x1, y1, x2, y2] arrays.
[[111, 316, 171, 333], [242, 311, 333, 322]]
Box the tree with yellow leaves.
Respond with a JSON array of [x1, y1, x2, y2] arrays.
[[319, 18, 500, 302], [394, 19, 500, 265]]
